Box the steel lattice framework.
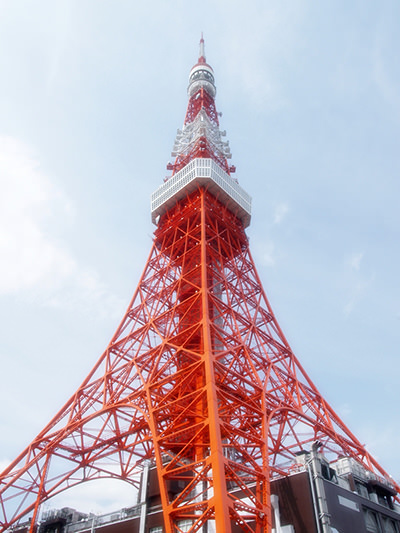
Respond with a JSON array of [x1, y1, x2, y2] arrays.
[[0, 37, 398, 533]]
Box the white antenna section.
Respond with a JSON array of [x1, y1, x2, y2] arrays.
[[171, 108, 231, 160]]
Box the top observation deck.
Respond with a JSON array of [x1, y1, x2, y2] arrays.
[[151, 158, 251, 228]]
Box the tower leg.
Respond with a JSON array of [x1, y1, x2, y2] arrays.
[[200, 191, 232, 532], [28, 454, 50, 533]]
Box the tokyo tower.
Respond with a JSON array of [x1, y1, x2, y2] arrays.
[[1, 38, 398, 533]]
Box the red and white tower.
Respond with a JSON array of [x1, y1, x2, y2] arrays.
[[0, 38, 398, 533]]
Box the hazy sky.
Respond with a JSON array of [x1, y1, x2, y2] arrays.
[[0, 0, 399, 515]]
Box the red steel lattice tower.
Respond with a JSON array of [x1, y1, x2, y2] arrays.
[[1, 38, 399, 533]]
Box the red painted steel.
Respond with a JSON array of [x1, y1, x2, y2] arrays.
[[0, 39, 398, 533]]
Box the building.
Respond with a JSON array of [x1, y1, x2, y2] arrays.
[[13, 451, 400, 533]]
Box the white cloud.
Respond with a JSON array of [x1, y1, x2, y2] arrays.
[[0, 136, 123, 318], [0, 459, 10, 474], [45, 478, 138, 515], [361, 426, 400, 483], [343, 278, 371, 317], [216, 1, 307, 109], [253, 239, 276, 267], [348, 251, 364, 271], [342, 252, 373, 316], [273, 202, 289, 225], [0, 136, 76, 293], [373, 11, 400, 121]]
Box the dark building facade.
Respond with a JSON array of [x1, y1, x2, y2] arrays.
[[10, 451, 399, 533]]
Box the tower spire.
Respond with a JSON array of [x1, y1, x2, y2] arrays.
[[199, 32, 206, 63]]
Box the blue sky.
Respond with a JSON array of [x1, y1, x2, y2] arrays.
[[0, 0, 399, 515]]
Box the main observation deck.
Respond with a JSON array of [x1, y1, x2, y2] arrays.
[[151, 158, 252, 228]]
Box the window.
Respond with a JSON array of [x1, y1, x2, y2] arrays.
[[356, 481, 370, 499], [382, 517, 398, 533], [149, 527, 163, 533], [177, 519, 192, 532], [363, 509, 380, 533]]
